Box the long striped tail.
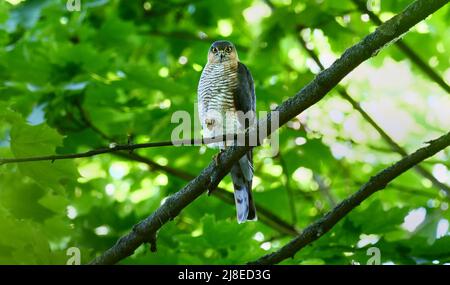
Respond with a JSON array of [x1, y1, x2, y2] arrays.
[[230, 151, 257, 223]]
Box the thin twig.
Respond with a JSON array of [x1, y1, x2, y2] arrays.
[[0, 134, 253, 165]]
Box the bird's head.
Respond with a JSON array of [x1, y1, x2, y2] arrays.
[[207, 40, 239, 64]]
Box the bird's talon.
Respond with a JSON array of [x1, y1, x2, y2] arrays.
[[213, 149, 225, 166], [207, 185, 217, 196], [207, 173, 218, 196], [214, 154, 220, 165]]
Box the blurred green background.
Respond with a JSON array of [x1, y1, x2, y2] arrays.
[[0, 0, 449, 265]]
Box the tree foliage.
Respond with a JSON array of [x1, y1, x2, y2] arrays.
[[0, 0, 449, 265]]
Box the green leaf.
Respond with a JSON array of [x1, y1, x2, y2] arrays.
[[10, 122, 78, 193], [38, 193, 68, 214], [349, 200, 408, 234]]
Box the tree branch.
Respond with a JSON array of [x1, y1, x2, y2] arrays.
[[249, 131, 450, 265], [298, 32, 450, 196], [74, 102, 300, 237], [0, 135, 245, 165], [77, 100, 300, 237], [87, 0, 448, 265], [115, 152, 299, 236]]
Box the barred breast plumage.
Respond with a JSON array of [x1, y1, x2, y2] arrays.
[[198, 61, 239, 147]]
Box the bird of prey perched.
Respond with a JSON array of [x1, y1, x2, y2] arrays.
[[197, 40, 257, 223]]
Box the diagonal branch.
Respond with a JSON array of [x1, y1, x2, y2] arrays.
[[249, 131, 450, 265], [75, 103, 300, 236], [74, 102, 300, 236], [116, 152, 299, 236], [88, 0, 448, 265], [351, 0, 450, 94], [297, 33, 450, 195]]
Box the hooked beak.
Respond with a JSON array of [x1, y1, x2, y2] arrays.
[[219, 51, 225, 62]]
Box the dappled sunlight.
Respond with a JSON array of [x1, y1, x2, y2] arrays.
[[402, 207, 427, 232], [5, 0, 23, 5], [436, 219, 449, 239], [243, 2, 271, 24], [0, 0, 449, 266], [130, 187, 157, 204], [94, 225, 110, 236], [112, 181, 131, 203], [217, 19, 233, 37], [346, 59, 414, 91], [109, 162, 130, 180], [357, 234, 380, 248], [78, 161, 107, 181], [363, 99, 416, 142], [433, 163, 449, 184]]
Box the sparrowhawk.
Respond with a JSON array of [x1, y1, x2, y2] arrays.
[[197, 40, 257, 223]]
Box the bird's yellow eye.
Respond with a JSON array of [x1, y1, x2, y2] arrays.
[[225, 46, 232, 53], [211, 47, 218, 53]]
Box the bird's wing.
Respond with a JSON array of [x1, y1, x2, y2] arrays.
[[231, 62, 257, 223], [234, 62, 256, 120]]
